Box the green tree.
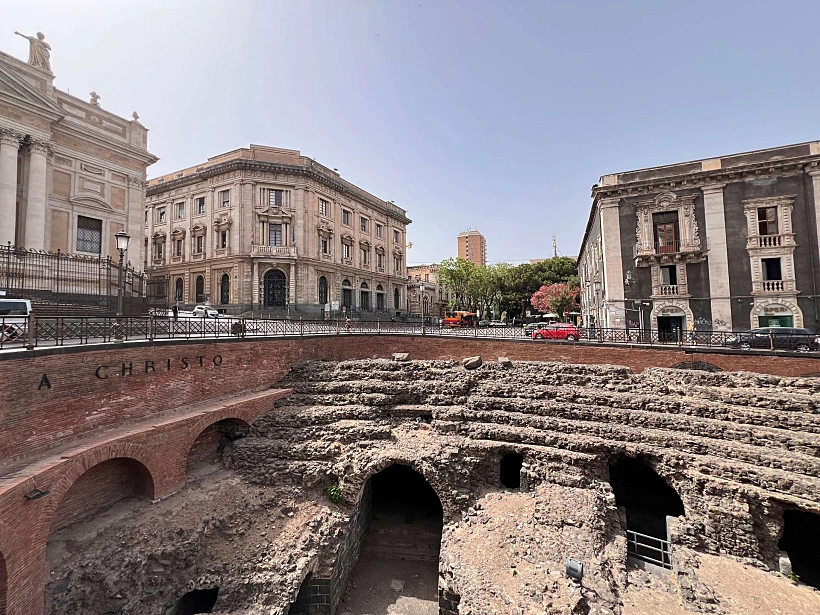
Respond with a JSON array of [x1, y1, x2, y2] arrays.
[[437, 257, 478, 310]]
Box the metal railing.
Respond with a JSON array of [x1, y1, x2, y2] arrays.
[[627, 530, 672, 569], [2, 317, 819, 353]]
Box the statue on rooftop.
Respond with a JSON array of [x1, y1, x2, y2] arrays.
[[14, 31, 51, 72], [89, 91, 100, 107]]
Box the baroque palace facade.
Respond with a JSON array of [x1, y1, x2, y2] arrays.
[[579, 140, 820, 335], [145, 144, 411, 316], [0, 36, 156, 264]]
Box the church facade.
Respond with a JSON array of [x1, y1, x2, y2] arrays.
[[0, 36, 157, 267]]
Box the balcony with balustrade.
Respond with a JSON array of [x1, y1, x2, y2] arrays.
[[746, 233, 795, 250], [651, 283, 689, 298], [753, 278, 796, 295], [251, 245, 297, 258], [633, 240, 706, 267]]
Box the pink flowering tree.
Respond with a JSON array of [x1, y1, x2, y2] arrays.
[[530, 283, 579, 319]]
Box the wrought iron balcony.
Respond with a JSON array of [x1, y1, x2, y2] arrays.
[[251, 245, 297, 257]]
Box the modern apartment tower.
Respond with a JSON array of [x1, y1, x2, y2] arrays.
[[457, 229, 487, 267]]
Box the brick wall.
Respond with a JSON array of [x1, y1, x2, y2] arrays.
[[49, 458, 153, 532], [2, 335, 819, 470], [0, 553, 6, 615]]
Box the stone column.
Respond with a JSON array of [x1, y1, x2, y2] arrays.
[[702, 184, 733, 331], [207, 187, 215, 259], [599, 197, 625, 328], [252, 259, 259, 311], [810, 167, 820, 282], [23, 139, 51, 251], [0, 128, 22, 247]]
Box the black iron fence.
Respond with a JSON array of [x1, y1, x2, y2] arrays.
[[2, 316, 820, 353], [0, 244, 150, 316]]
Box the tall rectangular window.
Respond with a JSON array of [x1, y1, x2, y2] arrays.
[[319, 198, 329, 216], [176, 202, 185, 219], [321, 238, 328, 254], [394, 256, 401, 272], [393, 229, 400, 244], [196, 196, 206, 214], [660, 265, 677, 286], [76, 216, 102, 253], [343, 243, 350, 259], [342, 209, 351, 226], [360, 217, 369, 233], [220, 230, 227, 249], [219, 190, 230, 208], [269, 223, 283, 247], [157, 207, 166, 223], [155, 241, 163, 259], [144, 210, 148, 225], [762, 257, 782, 281], [361, 248, 369, 264], [269, 189, 284, 207], [758, 207, 778, 236], [174, 239, 183, 257], [376, 223, 383, 238], [377, 252, 384, 269], [195, 235, 204, 254]]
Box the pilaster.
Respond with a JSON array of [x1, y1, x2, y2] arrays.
[[127, 176, 146, 268], [598, 197, 625, 328], [702, 184, 733, 330], [810, 167, 820, 288], [23, 138, 52, 251]]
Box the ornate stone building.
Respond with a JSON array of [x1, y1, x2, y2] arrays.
[[579, 140, 820, 334], [407, 263, 450, 320], [145, 144, 411, 316], [0, 34, 157, 265]]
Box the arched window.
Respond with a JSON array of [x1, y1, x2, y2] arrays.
[[318, 276, 328, 305], [195, 275, 205, 303], [342, 279, 353, 310], [360, 282, 371, 312], [394, 287, 400, 310], [220, 273, 230, 305], [174, 277, 183, 302]]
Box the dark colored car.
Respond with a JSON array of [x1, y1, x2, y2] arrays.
[[723, 327, 820, 352]]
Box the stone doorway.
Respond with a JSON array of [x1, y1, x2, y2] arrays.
[[342, 464, 442, 615], [264, 269, 287, 308], [779, 509, 820, 589]]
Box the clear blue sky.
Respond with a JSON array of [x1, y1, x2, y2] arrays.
[[3, 1, 818, 265]]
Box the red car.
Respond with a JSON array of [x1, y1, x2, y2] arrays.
[[532, 323, 579, 341]]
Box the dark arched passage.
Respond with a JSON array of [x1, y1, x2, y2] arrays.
[[186, 418, 250, 475], [195, 275, 205, 303], [500, 453, 523, 489], [344, 464, 442, 613], [779, 509, 820, 589], [171, 587, 219, 614], [609, 456, 684, 539], [264, 269, 287, 308]]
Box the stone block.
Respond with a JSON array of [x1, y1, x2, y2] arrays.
[[462, 356, 482, 369], [392, 352, 410, 361], [498, 356, 513, 368], [389, 579, 405, 592]]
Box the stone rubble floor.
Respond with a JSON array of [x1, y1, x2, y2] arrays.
[[339, 555, 438, 615]]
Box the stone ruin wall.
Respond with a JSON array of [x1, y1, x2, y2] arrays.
[[44, 358, 820, 614]]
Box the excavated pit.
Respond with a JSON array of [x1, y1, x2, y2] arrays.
[[40, 359, 820, 615]]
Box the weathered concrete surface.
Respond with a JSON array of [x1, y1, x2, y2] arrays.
[[44, 359, 820, 614]]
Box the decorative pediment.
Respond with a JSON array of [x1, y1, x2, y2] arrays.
[[393, 247, 404, 257], [69, 195, 113, 211], [359, 239, 372, 249], [151, 231, 166, 241], [318, 223, 334, 238], [170, 227, 186, 238], [341, 233, 355, 244], [191, 223, 207, 237], [0, 63, 64, 122], [374, 244, 386, 254], [257, 208, 292, 223], [213, 215, 233, 230]]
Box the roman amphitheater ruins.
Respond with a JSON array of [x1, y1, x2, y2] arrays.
[[1, 334, 820, 615]]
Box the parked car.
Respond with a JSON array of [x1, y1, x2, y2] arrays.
[[487, 320, 507, 327], [722, 327, 820, 351], [0, 298, 31, 342], [532, 323, 579, 341], [524, 322, 552, 336], [190, 305, 220, 318]]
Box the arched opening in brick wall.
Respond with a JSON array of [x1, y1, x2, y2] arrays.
[[0, 550, 7, 615], [344, 464, 443, 614], [49, 458, 155, 534], [186, 418, 250, 477], [778, 509, 820, 589], [609, 456, 684, 567], [500, 452, 523, 489], [171, 587, 219, 614]]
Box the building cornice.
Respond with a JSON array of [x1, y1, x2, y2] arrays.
[[54, 121, 159, 167], [147, 159, 412, 224], [591, 155, 819, 201]]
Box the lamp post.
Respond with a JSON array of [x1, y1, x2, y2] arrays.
[[115, 230, 130, 339]]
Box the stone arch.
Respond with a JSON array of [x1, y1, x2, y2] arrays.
[[262, 268, 287, 308], [185, 417, 252, 474], [649, 300, 694, 331], [751, 298, 804, 328], [35, 443, 161, 545], [195, 275, 205, 303], [174, 277, 184, 302], [346, 457, 448, 515]]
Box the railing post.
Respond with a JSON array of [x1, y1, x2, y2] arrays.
[[378, 319, 381, 334], [769, 330, 775, 350], [26, 312, 35, 350], [148, 314, 154, 341], [300, 316, 304, 336]]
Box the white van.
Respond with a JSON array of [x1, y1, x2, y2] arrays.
[[0, 299, 31, 342]]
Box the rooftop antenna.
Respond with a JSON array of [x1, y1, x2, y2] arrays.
[[552, 235, 558, 258]]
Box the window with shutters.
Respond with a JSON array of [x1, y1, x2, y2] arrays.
[[76, 216, 102, 253], [319, 198, 329, 217], [269, 189, 284, 207], [343, 243, 350, 260]]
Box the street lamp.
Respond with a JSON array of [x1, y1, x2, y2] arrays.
[[114, 230, 130, 339]]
